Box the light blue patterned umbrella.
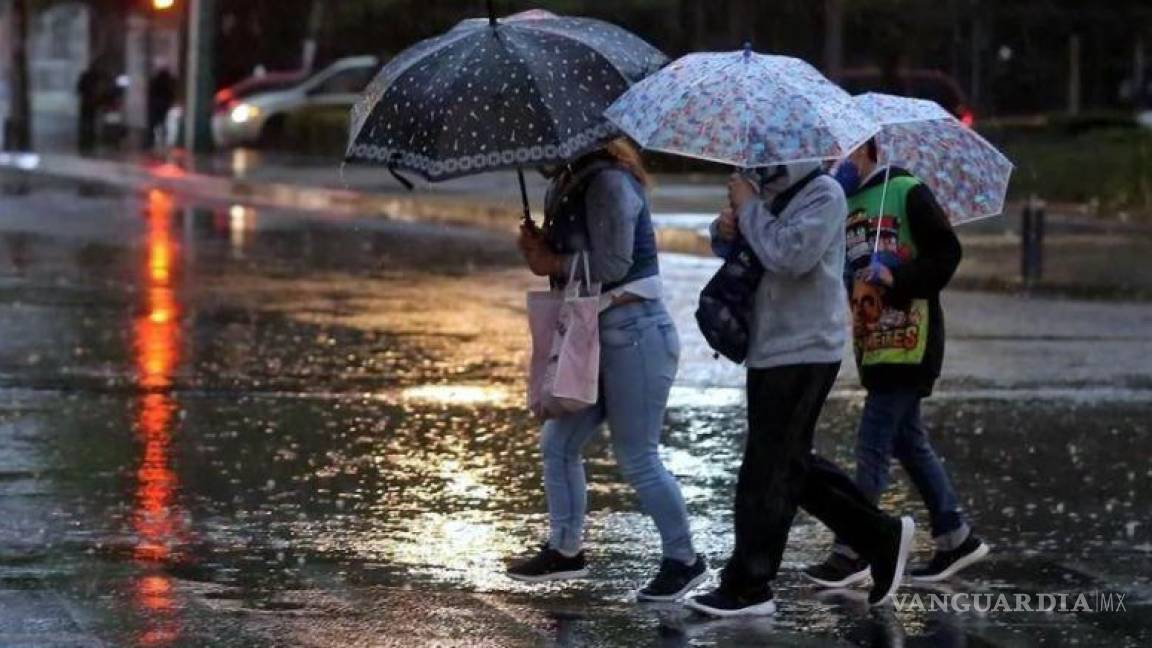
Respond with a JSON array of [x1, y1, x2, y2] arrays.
[[854, 92, 1013, 225], [605, 48, 879, 167]]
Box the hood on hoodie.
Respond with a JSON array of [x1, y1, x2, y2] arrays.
[[748, 161, 824, 197]]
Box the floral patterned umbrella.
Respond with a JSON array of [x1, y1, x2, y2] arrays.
[[605, 48, 879, 168], [854, 92, 1014, 224]]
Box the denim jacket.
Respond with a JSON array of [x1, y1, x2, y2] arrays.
[[544, 160, 659, 293]]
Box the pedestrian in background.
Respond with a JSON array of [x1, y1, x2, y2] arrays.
[[76, 64, 104, 154], [147, 67, 178, 149]]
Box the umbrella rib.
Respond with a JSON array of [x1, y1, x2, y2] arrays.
[[645, 55, 745, 152], [424, 33, 510, 163], [499, 33, 574, 152], [506, 21, 638, 84], [349, 27, 478, 148], [760, 59, 876, 153]]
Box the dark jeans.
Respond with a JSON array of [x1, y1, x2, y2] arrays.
[[842, 390, 965, 542], [721, 362, 895, 595]]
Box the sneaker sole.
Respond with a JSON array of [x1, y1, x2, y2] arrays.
[[635, 571, 710, 602], [685, 597, 777, 618], [871, 516, 915, 607], [802, 566, 871, 589], [506, 568, 589, 583], [911, 542, 990, 583]]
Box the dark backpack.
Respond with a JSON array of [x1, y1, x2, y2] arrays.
[[695, 170, 825, 363]]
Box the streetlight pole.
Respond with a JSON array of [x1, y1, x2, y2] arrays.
[[183, 0, 216, 154], [3, 0, 32, 151]]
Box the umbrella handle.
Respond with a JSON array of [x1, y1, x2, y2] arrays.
[[517, 167, 534, 226], [487, 0, 497, 26], [872, 165, 892, 257], [388, 165, 414, 191]]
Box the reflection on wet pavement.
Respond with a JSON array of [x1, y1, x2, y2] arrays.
[[0, 185, 1149, 646]]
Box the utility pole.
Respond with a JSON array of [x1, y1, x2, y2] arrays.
[[302, 0, 324, 72], [1068, 34, 1082, 117], [823, 0, 844, 82], [183, 0, 216, 154], [1135, 37, 1146, 108], [3, 0, 31, 151], [727, 0, 755, 47], [949, 0, 962, 81], [969, 1, 983, 112]]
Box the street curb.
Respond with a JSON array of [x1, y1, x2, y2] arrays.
[[0, 152, 526, 234], [5, 152, 1150, 245]]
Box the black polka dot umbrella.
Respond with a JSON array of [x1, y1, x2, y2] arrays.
[[345, 4, 668, 222]]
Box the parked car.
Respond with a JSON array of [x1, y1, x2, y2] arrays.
[[214, 70, 308, 110], [165, 70, 309, 148], [213, 55, 379, 148], [839, 68, 975, 126]]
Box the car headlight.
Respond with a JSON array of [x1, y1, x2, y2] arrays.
[[229, 104, 261, 124]]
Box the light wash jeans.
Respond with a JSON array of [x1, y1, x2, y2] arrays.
[[540, 300, 696, 564]]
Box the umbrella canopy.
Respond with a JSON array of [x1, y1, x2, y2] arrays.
[[853, 92, 1014, 224], [605, 49, 879, 168], [345, 10, 668, 183]]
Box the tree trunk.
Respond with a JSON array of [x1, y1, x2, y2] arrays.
[[677, 0, 705, 53], [4, 0, 32, 151], [823, 0, 844, 81], [727, 0, 756, 48]]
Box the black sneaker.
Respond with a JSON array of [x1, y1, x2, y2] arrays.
[[685, 585, 777, 617], [802, 552, 871, 588], [506, 544, 588, 582], [911, 534, 990, 582], [637, 554, 709, 602], [867, 516, 915, 606]]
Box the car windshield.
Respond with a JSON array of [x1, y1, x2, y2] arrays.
[[216, 75, 305, 107], [310, 66, 377, 96], [233, 80, 298, 100]]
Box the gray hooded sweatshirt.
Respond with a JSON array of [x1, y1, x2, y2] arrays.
[[712, 162, 849, 369]]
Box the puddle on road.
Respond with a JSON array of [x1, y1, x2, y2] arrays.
[[0, 188, 1149, 646]]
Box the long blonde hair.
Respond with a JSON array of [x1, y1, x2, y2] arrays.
[[551, 138, 652, 199], [601, 137, 651, 188]]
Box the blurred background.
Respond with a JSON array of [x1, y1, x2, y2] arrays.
[[1, 4, 1151, 645]]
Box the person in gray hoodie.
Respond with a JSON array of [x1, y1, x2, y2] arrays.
[[686, 163, 915, 618]]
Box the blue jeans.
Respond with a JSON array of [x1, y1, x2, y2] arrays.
[[836, 390, 968, 553], [540, 300, 696, 564]]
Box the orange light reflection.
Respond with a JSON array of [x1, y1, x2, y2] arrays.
[[131, 189, 185, 647]]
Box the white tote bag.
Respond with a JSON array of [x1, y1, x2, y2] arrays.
[[526, 253, 601, 420]]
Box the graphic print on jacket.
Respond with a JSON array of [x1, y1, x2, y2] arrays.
[[846, 175, 929, 366]]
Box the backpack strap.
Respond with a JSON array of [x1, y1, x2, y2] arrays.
[[543, 160, 614, 232]]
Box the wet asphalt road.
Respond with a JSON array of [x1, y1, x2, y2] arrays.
[[0, 180, 1150, 647]]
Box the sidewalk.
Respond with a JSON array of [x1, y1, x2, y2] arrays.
[[4, 148, 1152, 297]]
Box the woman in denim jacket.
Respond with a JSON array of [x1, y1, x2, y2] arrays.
[[507, 139, 706, 601]]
